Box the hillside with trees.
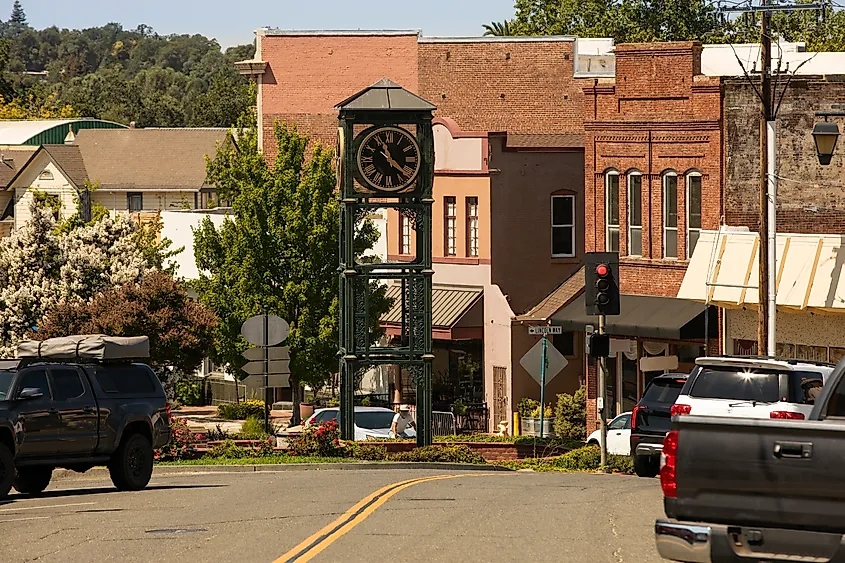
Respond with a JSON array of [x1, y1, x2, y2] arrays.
[[0, 0, 255, 127]]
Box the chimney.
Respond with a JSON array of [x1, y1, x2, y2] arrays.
[[64, 125, 76, 145], [129, 121, 136, 129]]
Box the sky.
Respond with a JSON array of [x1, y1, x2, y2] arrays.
[[21, 0, 516, 48]]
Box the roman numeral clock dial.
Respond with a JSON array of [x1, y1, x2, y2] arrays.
[[355, 126, 421, 192]]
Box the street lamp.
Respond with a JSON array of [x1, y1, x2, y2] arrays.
[[812, 121, 840, 165]]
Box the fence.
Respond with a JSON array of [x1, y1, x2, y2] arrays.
[[205, 378, 263, 405]]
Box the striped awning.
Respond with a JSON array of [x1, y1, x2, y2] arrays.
[[381, 283, 483, 328], [679, 229, 845, 313]]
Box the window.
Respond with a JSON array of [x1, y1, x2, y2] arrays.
[[826, 377, 845, 418], [39, 170, 54, 181], [92, 365, 157, 395], [605, 172, 619, 252], [552, 332, 576, 357], [551, 195, 575, 258], [17, 369, 50, 398], [50, 368, 85, 401], [663, 172, 678, 258], [690, 369, 780, 402], [628, 172, 642, 256], [466, 197, 479, 257], [609, 414, 631, 430], [128, 192, 143, 213], [399, 213, 411, 255], [444, 196, 457, 256], [687, 173, 702, 258]]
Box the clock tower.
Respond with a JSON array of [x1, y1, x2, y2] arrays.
[[335, 79, 436, 446]]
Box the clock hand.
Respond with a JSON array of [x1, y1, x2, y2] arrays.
[[381, 150, 404, 172]]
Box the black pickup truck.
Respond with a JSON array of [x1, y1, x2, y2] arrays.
[[654, 357, 845, 562], [631, 373, 688, 478], [0, 335, 171, 498]]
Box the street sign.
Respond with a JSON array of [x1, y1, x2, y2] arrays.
[[244, 374, 290, 388], [241, 314, 289, 347], [519, 338, 568, 386], [242, 360, 290, 375], [242, 346, 290, 362], [528, 326, 563, 336]]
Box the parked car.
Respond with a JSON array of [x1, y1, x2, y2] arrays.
[[0, 335, 171, 499], [630, 373, 688, 478], [672, 356, 833, 420], [281, 406, 413, 441], [654, 356, 845, 562], [587, 412, 631, 456]]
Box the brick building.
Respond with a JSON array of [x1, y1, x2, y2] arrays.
[[243, 29, 605, 430]]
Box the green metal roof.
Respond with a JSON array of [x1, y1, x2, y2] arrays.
[[0, 119, 127, 146]]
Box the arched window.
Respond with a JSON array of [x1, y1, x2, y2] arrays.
[[686, 172, 702, 258], [605, 171, 620, 252], [663, 171, 678, 259], [39, 170, 54, 181], [627, 171, 642, 256]]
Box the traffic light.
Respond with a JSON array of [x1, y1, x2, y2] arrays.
[[587, 332, 610, 359], [585, 252, 620, 316]]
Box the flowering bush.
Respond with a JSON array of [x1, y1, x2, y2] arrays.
[[155, 415, 195, 461], [288, 420, 345, 458]]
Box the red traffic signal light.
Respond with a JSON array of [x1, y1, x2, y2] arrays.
[[596, 264, 609, 277]]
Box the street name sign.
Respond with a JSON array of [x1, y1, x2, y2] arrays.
[[241, 314, 289, 347], [242, 346, 290, 362], [519, 339, 568, 386], [528, 326, 563, 336], [242, 360, 290, 376], [244, 374, 290, 388]]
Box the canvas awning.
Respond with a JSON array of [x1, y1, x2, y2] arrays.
[[381, 283, 483, 340], [678, 229, 845, 313]]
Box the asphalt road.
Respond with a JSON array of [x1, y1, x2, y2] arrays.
[[0, 467, 665, 563]]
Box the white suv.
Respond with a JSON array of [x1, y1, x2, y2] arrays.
[[671, 356, 833, 420]]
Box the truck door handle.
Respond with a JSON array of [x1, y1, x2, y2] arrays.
[[774, 441, 813, 459]]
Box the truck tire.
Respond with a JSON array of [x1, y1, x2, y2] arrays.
[[0, 444, 13, 499], [109, 433, 153, 491], [13, 467, 52, 495], [633, 453, 660, 478]]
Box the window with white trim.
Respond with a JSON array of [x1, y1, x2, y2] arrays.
[[663, 172, 678, 259], [399, 213, 411, 255], [128, 192, 143, 213], [606, 172, 620, 252], [551, 195, 575, 257], [627, 171, 642, 256], [444, 196, 457, 256], [687, 172, 702, 258]]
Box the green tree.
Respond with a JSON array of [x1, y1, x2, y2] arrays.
[[193, 113, 391, 421], [482, 20, 516, 36], [9, 1, 25, 26]]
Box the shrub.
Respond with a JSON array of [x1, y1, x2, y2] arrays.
[[348, 443, 389, 461], [530, 404, 553, 419], [553, 445, 602, 471], [206, 438, 274, 459], [237, 416, 269, 440], [604, 455, 635, 475], [217, 400, 266, 420], [553, 385, 587, 441], [360, 396, 371, 407], [390, 445, 485, 464], [288, 420, 345, 458], [327, 396, 339, 407], [174, 378, 204, 407], [155, 415, 195, 461], [517, 397, 539, 418]]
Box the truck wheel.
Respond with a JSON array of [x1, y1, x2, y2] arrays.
[[13, 467, 52, 495], [0, 444, 13, 499], [109, 433, 153, 492], [633, 453, 659, 478]]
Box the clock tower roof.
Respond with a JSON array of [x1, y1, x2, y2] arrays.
[[335, 78, 436, 112]]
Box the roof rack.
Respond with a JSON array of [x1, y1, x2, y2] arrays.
[[699, 355, 835, 368]]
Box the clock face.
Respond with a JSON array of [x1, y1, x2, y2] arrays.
[[355, 126, 421, 192]]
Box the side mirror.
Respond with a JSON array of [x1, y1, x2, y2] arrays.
[[18, 388, 43, 400]]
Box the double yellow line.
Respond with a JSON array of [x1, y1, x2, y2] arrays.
[[274, 474, 471, 563]]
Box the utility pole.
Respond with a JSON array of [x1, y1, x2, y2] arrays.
[[598, 315, 608, 470]]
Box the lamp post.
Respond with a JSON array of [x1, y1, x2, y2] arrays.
[[813, 112, 844, 165]]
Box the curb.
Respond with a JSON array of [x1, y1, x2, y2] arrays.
[[52, 462, 513, 481]]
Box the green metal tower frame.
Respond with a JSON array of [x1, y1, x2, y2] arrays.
[[335, 79, 436, 447]]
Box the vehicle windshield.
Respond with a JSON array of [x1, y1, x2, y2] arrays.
[[0, 371, 13, 400], [690, 368, 780, 402], [642, 378, 685, 404], [354, 412, 396, 430]]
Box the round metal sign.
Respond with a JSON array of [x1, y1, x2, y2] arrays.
[[240, 314, 290, 347]]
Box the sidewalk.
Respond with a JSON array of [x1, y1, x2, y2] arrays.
[[173, 405, 294, 434]]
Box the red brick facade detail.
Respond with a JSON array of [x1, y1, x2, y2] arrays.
[[583, 42, 724, 297]]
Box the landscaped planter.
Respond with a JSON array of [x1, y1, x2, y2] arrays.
[[376, 441, 572, 461], [521, 417, 557, 438]]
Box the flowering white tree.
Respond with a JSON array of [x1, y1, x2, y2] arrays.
[[0, 202, 152, 356]]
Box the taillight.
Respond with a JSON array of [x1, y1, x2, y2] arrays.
[[670, 403, 692, 417], [770, 411, 805, 420], [631, 405, 647, 431], [660, 430, 679, 498]]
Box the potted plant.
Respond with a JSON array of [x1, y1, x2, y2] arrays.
[[300, 392, 315, 420], [529, 404, 557, 438], [517, 397, 540, 436]]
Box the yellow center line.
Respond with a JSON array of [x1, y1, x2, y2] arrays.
[[274, 473, 481, 563]]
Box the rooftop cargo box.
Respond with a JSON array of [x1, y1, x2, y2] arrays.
[[17, 335, 150, 361]]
